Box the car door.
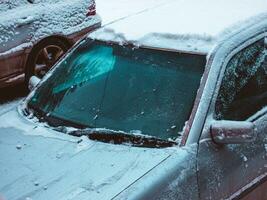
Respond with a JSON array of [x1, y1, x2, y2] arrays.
[[0, 3, 36, 79], [0, 4, 35, 54], [196, 29, 267, 199]]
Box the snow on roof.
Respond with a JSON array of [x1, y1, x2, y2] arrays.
[[89, 0, 267, 54]]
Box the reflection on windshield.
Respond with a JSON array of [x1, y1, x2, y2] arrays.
[[53, 45, 116, 94], [28, 40, 206, 141]]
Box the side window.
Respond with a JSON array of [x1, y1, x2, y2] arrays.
[[215, 38, 267, 120]]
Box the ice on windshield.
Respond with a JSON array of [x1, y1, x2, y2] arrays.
[[216, 38, 267, 120], [53, 45, 116, 94], [28, 40, 206, 141]]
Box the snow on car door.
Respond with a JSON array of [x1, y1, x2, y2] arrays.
[[196, 32, 267, 199], [0, 5, 36, 78], [0, 9, 35, 53]]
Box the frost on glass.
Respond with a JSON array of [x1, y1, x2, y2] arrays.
[[53, 45, 115, 94], [28, 40, 206, 140], [216, 39, 267, 120]]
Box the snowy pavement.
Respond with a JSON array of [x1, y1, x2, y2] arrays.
[[0, 99, 21, 115], [95, 0, 171, 25]]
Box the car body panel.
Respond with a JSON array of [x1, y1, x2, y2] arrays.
[[194, 19, 267, 199], [0, 0, 100, 53], [0, 108, 178, 200], [183, 14, 267, 145], [0, 50, 26, 84], [241, 177, 267, 200], [114, 145, 198, 200], [198, 115, 267, 199]]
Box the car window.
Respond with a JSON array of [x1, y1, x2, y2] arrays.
[[215, 38, 267, 120], [28, 40, 206, 140]]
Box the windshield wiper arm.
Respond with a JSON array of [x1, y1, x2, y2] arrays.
[[26, 104, 92, 129], [68, 128, 177, 148]]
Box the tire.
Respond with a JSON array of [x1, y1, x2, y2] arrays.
[[25, 37, 71, 86]]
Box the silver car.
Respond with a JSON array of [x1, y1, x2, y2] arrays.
[[0, 0, 101, 88], [0, 0, 266, 199]]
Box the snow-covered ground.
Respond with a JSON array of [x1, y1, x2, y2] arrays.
[[95, 0, 171, 25], [0, 99, 21, 115], [92, 0, 267, 54]]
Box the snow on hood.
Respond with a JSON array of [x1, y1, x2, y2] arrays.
[[0, 109, 180, 200], [89, 0, 267, 54], [0, 0, 101, 53]]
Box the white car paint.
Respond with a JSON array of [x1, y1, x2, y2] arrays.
[[0, 108, 179, 200]]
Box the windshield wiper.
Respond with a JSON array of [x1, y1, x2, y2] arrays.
[[26, 104, 92, 129], [68, 128, 177, 148]]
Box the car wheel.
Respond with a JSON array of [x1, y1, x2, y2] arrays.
[[25, 37, 71, 85]]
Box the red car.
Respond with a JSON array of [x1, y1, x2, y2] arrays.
[[0, 0, 101, 88]]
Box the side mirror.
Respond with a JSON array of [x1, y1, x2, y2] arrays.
[[28, 76, 40, 91], [210, 120, 256, 144]]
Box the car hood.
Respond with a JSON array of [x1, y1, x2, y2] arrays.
[[0, 108, 176, 200]]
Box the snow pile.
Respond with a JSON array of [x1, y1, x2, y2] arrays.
[[90, 0, 267, 54], [0, 0, 101, 53], [138, 33, 214, 54]]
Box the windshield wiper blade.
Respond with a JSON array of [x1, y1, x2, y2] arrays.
[[27, 104, 92, 129], [68, 128, 177, 148]]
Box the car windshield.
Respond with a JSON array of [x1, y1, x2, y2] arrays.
[[28, 39, 206, 141]]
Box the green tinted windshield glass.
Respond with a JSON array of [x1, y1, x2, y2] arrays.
[[28, 40, 206, 140]]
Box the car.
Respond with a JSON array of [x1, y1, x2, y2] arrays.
[[0, 0, 267, 199], [0, 0, 101, 88]]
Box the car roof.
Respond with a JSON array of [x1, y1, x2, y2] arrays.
[[89, 0, 267, 54]]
